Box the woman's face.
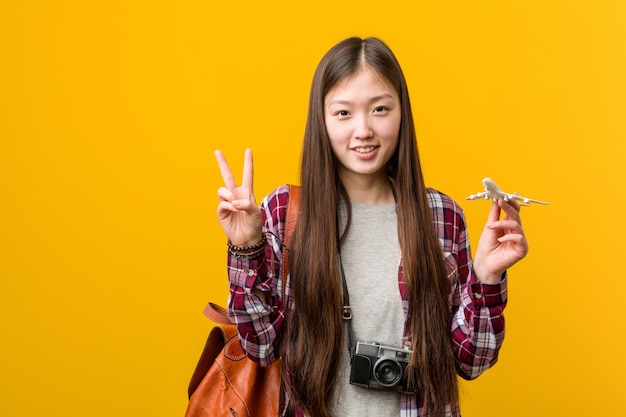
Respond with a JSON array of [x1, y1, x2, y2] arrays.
[[324, 67, 401, 185]]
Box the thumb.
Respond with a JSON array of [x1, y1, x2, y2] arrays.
[[486, 201, 502, 225]]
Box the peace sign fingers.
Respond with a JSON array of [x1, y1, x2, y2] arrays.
[[214, 149, 263, 247], [215, 149, 255, 192]]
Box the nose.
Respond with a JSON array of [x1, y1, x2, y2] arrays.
[[353, 114, 373, 139]]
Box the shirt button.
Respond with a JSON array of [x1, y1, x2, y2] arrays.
[[247, 269, 256, 276], [473, 292, 483, 299]]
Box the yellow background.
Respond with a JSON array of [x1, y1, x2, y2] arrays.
[[1, 0, 625, 416]]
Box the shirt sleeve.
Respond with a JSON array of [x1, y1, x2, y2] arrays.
[[451, 269, 507, 380], [226, 185, 291, 367], [429, 189, 508, 380]]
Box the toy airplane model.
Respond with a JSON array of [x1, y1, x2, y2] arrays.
[[466, 178, 549, 206]]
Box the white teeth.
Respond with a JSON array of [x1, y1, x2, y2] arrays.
[[354, 146, 376, 153]]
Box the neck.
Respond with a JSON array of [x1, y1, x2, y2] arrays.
[[340, 173, 395, 205]]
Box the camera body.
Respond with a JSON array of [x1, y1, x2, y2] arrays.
[[349, 341, 413, 394]]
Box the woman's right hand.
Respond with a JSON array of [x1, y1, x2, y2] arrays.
[[214, 149, 263, 247]]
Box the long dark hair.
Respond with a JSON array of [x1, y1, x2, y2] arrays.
[[282, 37, 459, 416]]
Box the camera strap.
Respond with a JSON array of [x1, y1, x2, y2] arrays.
[[338, 249, 355, 355], [336, 181, 398, 364]]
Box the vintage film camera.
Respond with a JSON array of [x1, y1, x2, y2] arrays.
[[349, 341, 413, 394]]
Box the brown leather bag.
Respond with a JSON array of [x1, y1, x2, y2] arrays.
[[185, 185, 300, 417]]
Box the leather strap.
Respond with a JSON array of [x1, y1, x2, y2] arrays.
[[203, 302, 232, 325], [281, 184, 300, 300]]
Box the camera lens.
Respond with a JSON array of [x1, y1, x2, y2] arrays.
[[373, 358, 402, 387]]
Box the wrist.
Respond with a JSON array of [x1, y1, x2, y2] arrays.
[[473, 261, 505, 284], [228, 234, 266, 259], [474, 268, 505, 285]]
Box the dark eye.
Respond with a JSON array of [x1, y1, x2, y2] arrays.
[[373, 106, 388, 113], [336, 110, 349, 116]]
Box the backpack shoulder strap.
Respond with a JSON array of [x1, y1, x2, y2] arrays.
[[281, 185, 300, 300], [284, 184, 300, 245]]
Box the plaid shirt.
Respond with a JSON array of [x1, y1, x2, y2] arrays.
[[227, 185, 507, 416]]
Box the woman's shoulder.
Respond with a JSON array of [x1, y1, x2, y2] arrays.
[[426, 187, 464, 216], [426, 188, 467, 238], [262, 184, 298, 203], [261, 184, 299, 218]]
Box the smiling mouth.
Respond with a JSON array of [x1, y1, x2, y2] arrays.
[[353, 146, 377, 153]]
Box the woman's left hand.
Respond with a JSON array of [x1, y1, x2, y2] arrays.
[[473, 199, 529, 284]]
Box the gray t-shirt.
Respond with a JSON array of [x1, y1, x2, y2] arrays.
[[330, 201, 405, 416]]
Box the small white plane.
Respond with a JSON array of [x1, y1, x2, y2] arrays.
[[466, 177, 549, 206]]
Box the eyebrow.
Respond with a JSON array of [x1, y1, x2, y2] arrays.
[[326, 93, 396, 107]]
